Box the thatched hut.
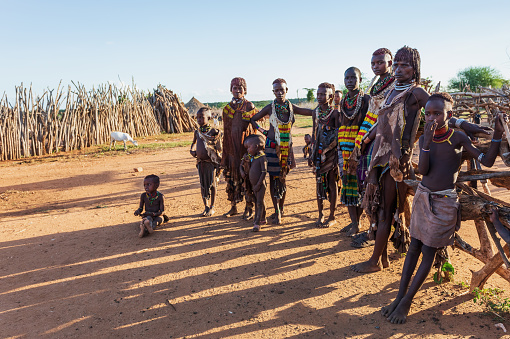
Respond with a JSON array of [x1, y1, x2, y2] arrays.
[[185, 97, 206, 117]]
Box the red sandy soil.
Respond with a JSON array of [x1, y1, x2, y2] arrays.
[[1, 127, 510, 339]]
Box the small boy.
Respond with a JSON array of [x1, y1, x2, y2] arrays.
[[381, 93, 505, 324], [241, 135, 267, 232], [303, 134, 312, 159], [190, 107, 222, 217], [334, 90, 343, 111], [134, 174, 165, 238]]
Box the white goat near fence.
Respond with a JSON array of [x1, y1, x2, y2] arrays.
[[110, 132, 138, 151]]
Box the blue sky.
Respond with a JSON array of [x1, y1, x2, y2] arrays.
[[1, 0, 510, 104]]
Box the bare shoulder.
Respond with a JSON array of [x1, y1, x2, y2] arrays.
[[245, 101, 256, 111], [452, 129, 470, 146], [210, 128, 221, 135], [412, 87, 429, 101]]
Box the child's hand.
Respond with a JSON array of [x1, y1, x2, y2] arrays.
[[489, 206, 500, 224], [190, 150, 197, 157], [134, 209, 141, 216], [423, 120, 437, 149]]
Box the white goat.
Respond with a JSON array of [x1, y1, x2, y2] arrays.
[[110, 131, 138, 151]]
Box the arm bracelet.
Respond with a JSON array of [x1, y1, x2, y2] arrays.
[[421, 148, 430, 152], [492, 138, 502, 143], [455, 118, 465, 129], [477, 153, 484, 162]]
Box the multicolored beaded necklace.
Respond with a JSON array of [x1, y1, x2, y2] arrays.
[[317, 105, 333, 123], [249, 152, 265, 162], [433, 125, 454, 144], [199, 124, 211, 134], [341, 90, 364, 120], [146, 191, 160, 205], [274, 100, 291, 122], [370, 74, 394, 96]]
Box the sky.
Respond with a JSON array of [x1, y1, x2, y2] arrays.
[[1, 0, 510, 104]]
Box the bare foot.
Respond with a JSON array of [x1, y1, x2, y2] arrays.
[[382, 251, 390, 268], [319, 217, 336, 228], [346, 223, 359, 236], [252, 224, 261, 232], [315, 215, 325, 227], [201, 206, 210, 217], [224, 205, 238, 217], [340, 222, 353, 233], [387, 298, 412, 324], [146, 221, 155, 234], [260, 219, 267, 225], [243, 208, 254, 221], [273, 212, 282, 225], [351, 260, 382, 273], [206, 207, 215, 217], [381, 298, 401, 318], [138, 227, 145, 238]]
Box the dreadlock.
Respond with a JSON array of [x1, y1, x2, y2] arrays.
[[372, 48, 392, 59], [394, 46, 421, 84], [230, 77, 247, 93], [318, 82, 336, 93], [428, 92, 454, 110]]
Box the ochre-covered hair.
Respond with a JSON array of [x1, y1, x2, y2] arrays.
[[394, 46, 421, 84], [272, 78, 287, 86], [428, 92, 454, 108], [372, 48, 392, 59], [345, 67, 361, 79], [230, 77, 247, 93], [318, 82, 336, 93]]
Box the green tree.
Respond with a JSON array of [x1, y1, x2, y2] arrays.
[[448, 66, 508, 91], [303, 88, 316, 102]]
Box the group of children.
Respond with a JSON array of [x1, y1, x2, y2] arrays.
[[133, 45, 508, 324]]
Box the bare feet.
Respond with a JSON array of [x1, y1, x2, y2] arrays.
[[243, 207, 254, 221], [346, 223, 359, 236], [381, 298, 401, 318], [224, 205, 238, 217], [201, 206, 210, 217], [318, 217, 336, 228], [351, 233, 375, 248], [315, 215, 325, 228], [260, 219, 267, 225], [273, 211, 282, 225], [252, 224, 261, 232], [351, 260, 382, 273], [146, 220, 155, 234], [206, 207, 215, 217], [340, 222, 353, 233], [382, 251, 390, 268], [138, 225, 145, 238], [387, 298, 412, 324]]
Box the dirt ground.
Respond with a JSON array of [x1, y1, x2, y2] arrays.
[[1, 126, 510, 339]]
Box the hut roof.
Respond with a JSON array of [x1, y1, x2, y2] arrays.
[[185, 97, 205, 116]]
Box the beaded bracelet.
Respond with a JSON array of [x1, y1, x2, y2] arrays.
[[421, 148, 430, 152], [478, 153, 484, 162], [492, 138, 502, 143], [455, 118, 465, 128]]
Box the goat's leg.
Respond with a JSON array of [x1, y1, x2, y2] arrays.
[[109, 139, 112, 150], [124, 141, 127, 151]]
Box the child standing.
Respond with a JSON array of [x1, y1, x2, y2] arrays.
[[241, 135, 267, 232], [190, 107, 222, 217], [381, 93, 505, 324], [134, 174, 165, 238]]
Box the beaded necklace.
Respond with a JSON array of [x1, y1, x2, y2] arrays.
[[433, 125, 454, 144], [146, 191, 160, 205], [341, 90, 364, 120], [274, 100, 291, 122], [250, 152, 265, 162], [199, 124, 211, 134], [370, 74, 394, 96], [395, 81, 414, 91], [316, 105, 333, 124]]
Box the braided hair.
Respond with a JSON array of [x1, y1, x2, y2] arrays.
[[272, 78, 287, 86], [428, 92, 454, 110], [230, 77, 247, 93], [394, 46, 421, 84], [318, 82, 335, 93]]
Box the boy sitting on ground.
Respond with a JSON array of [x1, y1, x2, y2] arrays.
[[241, 135, 267, 232], [134, 174, 165, 238], [381, 93, 505, 324], [190, 107, 222, 217]]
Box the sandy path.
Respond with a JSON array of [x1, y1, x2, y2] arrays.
[[0, 129, 509, 338]]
